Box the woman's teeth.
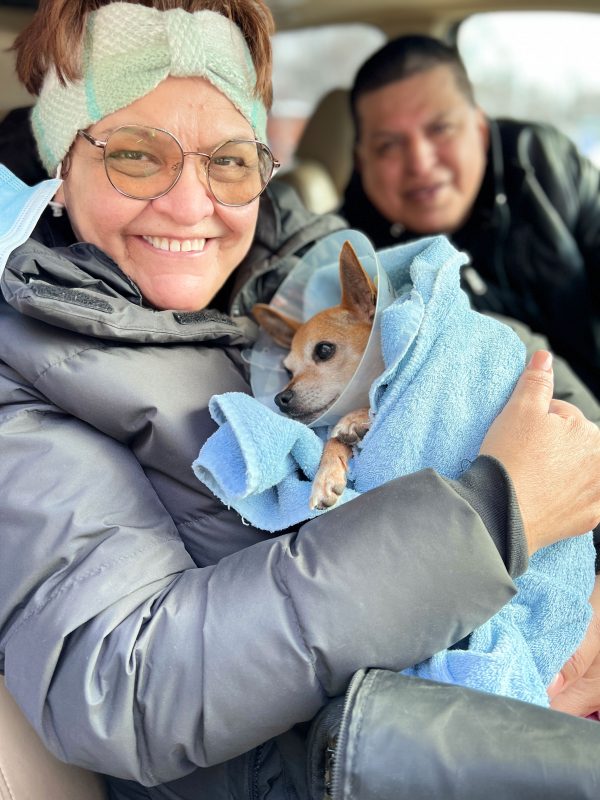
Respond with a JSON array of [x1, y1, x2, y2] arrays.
[[142, 236, 206, 253]]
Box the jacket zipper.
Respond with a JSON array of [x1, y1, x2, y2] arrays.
[[249, 743, 264, 800], [328, 669, 368, 800], [324, 735, 338, 797]]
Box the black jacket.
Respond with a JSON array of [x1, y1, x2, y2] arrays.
[[342, 119, 600, 397]]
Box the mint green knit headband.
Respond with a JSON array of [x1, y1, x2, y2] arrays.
[[32, 2, 268, 175]]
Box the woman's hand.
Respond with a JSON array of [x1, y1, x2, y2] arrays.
[[548, 574, 600, 717], [480, 350, 600, 555]]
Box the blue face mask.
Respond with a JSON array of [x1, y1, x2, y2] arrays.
[[0, 164, 62, 280]]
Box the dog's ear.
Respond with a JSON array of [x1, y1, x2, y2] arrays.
[[252, 303, 301, 349], [339, 241, 377, 322]]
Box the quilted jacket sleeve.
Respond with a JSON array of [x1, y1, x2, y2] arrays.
[[0, 375, 518, 785]]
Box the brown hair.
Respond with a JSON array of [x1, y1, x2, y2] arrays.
[[350, 35, 475, 140], [13, 0, 274, 108]]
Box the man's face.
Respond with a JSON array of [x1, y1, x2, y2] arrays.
[[355, 65, 489, 235]]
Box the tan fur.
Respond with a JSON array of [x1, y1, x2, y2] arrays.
[[253, 241, 377, 509]]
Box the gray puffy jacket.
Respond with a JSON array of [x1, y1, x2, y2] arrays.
[[0, 181, 527, 797]]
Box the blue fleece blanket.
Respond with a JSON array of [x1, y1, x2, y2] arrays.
[[193, 235, 595, 707]]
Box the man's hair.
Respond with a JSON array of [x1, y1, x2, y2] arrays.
[[350, 34, 475, 134], [13, 0, 275, 108]]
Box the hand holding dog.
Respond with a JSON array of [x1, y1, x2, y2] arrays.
[[480, 350, 600, 555]]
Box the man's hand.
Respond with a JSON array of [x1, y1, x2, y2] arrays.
[[548, 575, 600, 717], [480, 350, 600, 555]]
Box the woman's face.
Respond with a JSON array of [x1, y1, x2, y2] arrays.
[[56, 77, 260, 311]]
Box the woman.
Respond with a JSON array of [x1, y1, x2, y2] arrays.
[[1, 1, 599, 799]]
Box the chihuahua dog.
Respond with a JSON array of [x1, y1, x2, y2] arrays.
[[252, 241, 380, 511]]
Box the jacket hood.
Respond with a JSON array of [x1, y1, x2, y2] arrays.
[[2, 237, 255, 346]]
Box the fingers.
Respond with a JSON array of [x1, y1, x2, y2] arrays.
[[549, 612, 600, 716], [550, 680, 597, 717], [549, 398, 587, 421], [515, 351, 584, 422], [546, 671, 565, 701], [549, 619, 598, 696], [479, 350, 555, 465], [510, 350, 554, 414], [480, 349, 600, 553], [549, 578, 600, 716], [520, 352, 584, 421]]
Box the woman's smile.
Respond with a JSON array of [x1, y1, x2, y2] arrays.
[[141, 234, 207, 253]]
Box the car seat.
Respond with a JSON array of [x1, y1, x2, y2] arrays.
[[0, 676, 108, 800], [276, 88, 354, 214]]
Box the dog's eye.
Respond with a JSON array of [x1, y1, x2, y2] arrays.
[[313, 342, 336, 362]]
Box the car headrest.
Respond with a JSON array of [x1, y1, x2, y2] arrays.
[[276, 88, 354, 214]]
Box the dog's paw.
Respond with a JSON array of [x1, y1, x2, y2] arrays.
[[309, 466, 347, 510], [331, 409, 371, 445]]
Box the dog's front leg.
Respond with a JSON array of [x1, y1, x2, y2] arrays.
[[309, 437, 353, 510], [309, 408, 371, 510]]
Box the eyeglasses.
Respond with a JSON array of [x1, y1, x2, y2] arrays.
[[77, 125, 280, 207]]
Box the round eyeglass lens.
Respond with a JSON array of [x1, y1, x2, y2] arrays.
[[102, 127, 275, 204], [104, 126, 182, 199], [207, 140, 274, 206]]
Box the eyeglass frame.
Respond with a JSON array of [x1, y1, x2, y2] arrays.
[[76, 126, 281, 207]]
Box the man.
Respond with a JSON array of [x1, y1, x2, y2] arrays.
[[341, 35, 600, 399], [340, 33, 600, 722]]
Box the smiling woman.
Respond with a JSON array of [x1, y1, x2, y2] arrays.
[[54, 76, 265, 311], [1, 2, 600, 800], [17, 0, 277, 311]]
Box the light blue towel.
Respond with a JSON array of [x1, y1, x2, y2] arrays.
[[193, 234, 595, 706], [196, 393, 361, 526]]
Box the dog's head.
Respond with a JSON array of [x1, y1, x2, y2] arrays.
[[252, 241, 377, 424]]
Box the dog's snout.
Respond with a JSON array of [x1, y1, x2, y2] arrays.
[[275, 388, 294, 411]]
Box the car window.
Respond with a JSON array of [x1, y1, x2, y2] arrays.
[[268, 24, 385, 168], [458, 11, 600, 166]]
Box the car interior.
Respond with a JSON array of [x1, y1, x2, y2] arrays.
[[0, 0, 598, 796]]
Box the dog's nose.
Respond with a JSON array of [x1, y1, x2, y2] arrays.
[[275, 388, 294, 411]]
